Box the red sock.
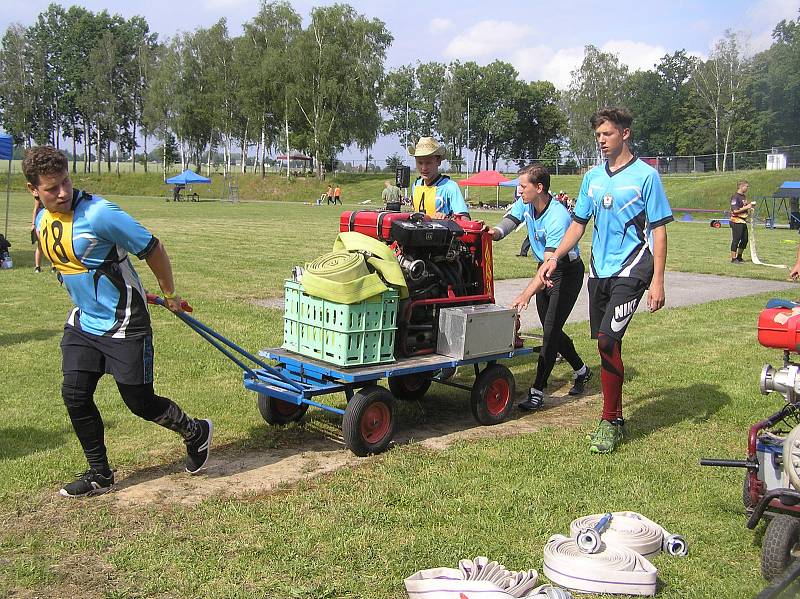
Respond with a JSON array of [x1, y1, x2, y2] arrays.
[[598, 333, 624, 422]]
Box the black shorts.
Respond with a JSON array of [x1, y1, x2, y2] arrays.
[[588, 277, 648, 341], [61, 326, 154, 385]]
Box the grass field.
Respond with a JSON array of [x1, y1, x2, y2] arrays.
[[2, 166, 798, 211], [2, 189, 800, 597]]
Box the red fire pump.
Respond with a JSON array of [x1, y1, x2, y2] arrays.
[[339, 210, 495, 357]]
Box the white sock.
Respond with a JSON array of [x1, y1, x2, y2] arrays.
[[528, 387, 543, 397], [574, 364, 588, 378]]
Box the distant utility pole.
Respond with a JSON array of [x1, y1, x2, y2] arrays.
[[465, 97, 470, 201]]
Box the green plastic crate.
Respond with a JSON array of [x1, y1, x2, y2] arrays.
[[282, 280, 398, 366]]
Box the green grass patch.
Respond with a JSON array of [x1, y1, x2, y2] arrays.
[[1, 190, 799, 596]]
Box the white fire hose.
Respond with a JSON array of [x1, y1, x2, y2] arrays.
[[541, 512, 687, 596], [404, 556, 572, 599]]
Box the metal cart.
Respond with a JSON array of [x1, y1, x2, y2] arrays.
[[149, 295, 538, 456]]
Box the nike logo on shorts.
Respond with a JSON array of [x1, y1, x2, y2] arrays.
[[610, 313, 633, 332], [610, 299, 637, 332]]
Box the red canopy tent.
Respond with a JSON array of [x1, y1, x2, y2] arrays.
[[457, 170, 510, 207]]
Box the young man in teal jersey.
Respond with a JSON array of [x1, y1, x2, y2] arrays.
[[26, 146, 212, 496], [538, 107, 673, 454]]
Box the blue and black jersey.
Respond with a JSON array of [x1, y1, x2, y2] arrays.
[[573, 158, 673, 281], [35, 190, 157, 338], [411, 174, 469, 217], [507, 195, 579, 264]]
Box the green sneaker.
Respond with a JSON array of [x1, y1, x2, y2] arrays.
[[586, 417, 625, 442], [589, 420, 623, 454]]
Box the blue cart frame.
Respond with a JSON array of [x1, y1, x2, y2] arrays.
[[150, 295, 537, 456]]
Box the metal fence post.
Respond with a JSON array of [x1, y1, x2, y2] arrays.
[[733, 151, 736, 171]]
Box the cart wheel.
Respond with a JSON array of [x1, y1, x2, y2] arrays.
[[762, 514, 800, 581], [388, 373, 432, 401], [743, 473, 755, 511], [470, 364, 515, 425], [342, 385, 396, 457], [257, 393, 308, 425]]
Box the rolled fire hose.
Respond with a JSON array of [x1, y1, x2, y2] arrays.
[[300, 251, 389, 304], [569, 512, 688, 559], [404, 556, 572, 599], [782, 422, 800, 490], [543, 534, 658, 597]]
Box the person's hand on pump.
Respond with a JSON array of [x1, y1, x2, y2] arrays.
[[511, 292, 533, 313]]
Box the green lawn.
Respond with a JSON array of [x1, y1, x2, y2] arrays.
[[3, 166, 798, 210], [2, 191, 800, 597]]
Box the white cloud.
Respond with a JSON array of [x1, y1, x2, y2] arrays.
[[746, 0, 798, 52], [601, 40, 667, 73], [512, 45, 584, 89], [428, 18, 454, 35], [511, 40, 670, 90], [444, 20, 531, 59]]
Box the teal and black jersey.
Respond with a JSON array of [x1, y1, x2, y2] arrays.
[[35, 190, 157, 338], [507, 195, 579, 263], [573, 158, 673, 281]]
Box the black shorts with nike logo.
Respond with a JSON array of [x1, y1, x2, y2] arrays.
[[588, 276, 649, 341]]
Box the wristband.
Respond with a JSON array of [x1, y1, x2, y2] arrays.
[[547, 257, 558, 263], [163, 291, 178, 300]]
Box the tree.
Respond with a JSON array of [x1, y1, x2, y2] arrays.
[[565, 45, 629, 165], [241, 1, 302, 178], [509, 80, 565, 166], [692, 30, 750, 171], [0, 24, 35, 146], [749, 11, 800, 146], [292, 4, 392, 178]]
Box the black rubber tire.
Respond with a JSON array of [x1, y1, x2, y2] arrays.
[[743, 473, 755, 511], [388, 373, 432, 401], [762, 515, 800, 581], [257, 393, 308, 425], [342, 385, 396, 457], [470, 364, 515, 425]]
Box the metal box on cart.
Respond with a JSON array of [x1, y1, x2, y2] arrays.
[[437, 305, 517, 360]]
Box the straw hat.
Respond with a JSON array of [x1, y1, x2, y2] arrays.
[[408, 137, 446, 157]]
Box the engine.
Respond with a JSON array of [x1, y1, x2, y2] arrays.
[[340, 210, 494, 356]]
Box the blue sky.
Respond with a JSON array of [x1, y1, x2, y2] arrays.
[[2, 0, 798, 161]]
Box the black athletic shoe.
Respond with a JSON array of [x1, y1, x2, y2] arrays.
[[569, 368, 593, 396], [59, 468, 115, 498], [185, 419, 213, 474], [735, 257, 744, 263], [519, 388, 544, 411]]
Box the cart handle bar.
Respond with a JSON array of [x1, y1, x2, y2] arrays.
[[146, 294, 303, 392]]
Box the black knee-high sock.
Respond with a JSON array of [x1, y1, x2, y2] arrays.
[[62, 371, 110, 472]]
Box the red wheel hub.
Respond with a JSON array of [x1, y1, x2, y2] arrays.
[[486, 379, 510, 416], [361, 402, 390, 443], [275, 399, 299, 416]]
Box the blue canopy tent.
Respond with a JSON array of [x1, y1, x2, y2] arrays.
[[166, 169, 211, 185], [165, 169, 211, 202], [499, 178, 519, 188], [1, 132, 13, 237]]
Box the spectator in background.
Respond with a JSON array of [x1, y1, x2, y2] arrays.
[[334, 185, 342, 205], [382, 180, 401, 206], [326, 184, 334, 205], [729, 180, 753, 263]]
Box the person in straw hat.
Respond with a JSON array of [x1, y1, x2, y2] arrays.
[[408, 137, 469, 219]]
